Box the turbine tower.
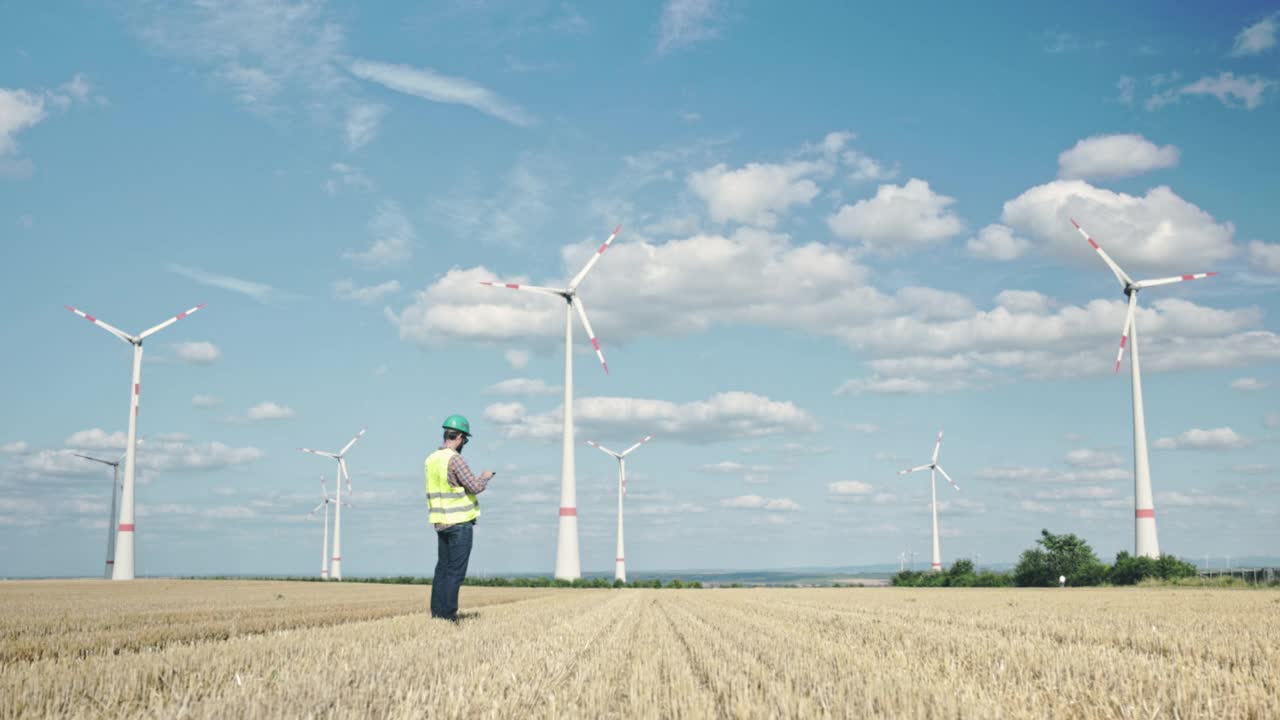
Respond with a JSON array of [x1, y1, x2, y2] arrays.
[[65, 303, 205, 580], [301, 428, 364, 580], [1071, 218, 1216, 558], [307, 475, 336, 580], [481, 225, 620, 580], [587, 435, 653, 583], [74, 452, 126, 578], [898, 429, 960, 572]]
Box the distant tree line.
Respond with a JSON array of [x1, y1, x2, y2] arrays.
[[202, 575, 703, 589], [892, 529, 1199, 587]]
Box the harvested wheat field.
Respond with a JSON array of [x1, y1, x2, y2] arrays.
[[2, 581, 1277, 719]]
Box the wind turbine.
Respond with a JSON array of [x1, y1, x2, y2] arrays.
[[898, 429, 959, 572], [1071, 218, 1216, 559], [301, 429, 364, 580], [74, 452, 126, 578], [482, 225, 621, 580], [586, 434, 653, 583], [65, 303, 205, 580], [307, 475, 336, 580]]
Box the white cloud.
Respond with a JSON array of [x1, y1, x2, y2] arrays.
[[828, 179, 965, 252], [344, 201, 414, 266], [245, 402, 296, 421], [1117, 76, 1137, 105], [173, 341, 221, 364], [347, 59, 533, 126], [1063, 448, 1123, 468], [130, 0, 347, 114], [65, 428, 127, 450], [487, 378, 561, 396], [657, 0, 721, 54], [1149, 72, 1274, 111], [827, 480, 874, 496], [1231, 377, 1270, 391], [994, 290, 1051, 315], [1153, 427, 1249, 451], [701, 461, 771, 475], [720, 494, 800, 512], [325, 162, 373, 196], [485, 391, 817, 444], [0, 87, 45, 157], [687, 160, 826, 227], [334, 279, 401, 304], [344, 102, 386, 150], [1020, 500, 1053, 513], [1248, 241, 1280, 273], [835, 376, 932, 395], [504, 349, 530, 369], [1156, 491, 1247, 509], [192, 394, 222, 408], [1, 441, 29, 455], [1231, 464, 1275, 476], [1230, 13, 1278, 57], [966, 223, 1031, 261], [1001, 179, 1236, 273], [1057, 134, 1180, 180], [393, 226, 878, 346], [168, 264, 293, 303], [0, 74, 95, 176], [847, 423, 879, 433]]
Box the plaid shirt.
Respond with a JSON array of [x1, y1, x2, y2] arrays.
[[446, 450, 489, 495]]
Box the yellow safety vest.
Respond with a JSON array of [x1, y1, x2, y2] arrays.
[[425, 448, 480, 525]]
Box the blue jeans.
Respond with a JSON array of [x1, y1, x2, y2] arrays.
[[431, 521, 474, 620]]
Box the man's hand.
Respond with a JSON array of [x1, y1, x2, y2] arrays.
[[480, 471, 495, 482]]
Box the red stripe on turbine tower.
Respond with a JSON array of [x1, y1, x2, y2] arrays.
[[560, 507, 577, 516], [1135, 509, 1155, 519], [119, 524, 135, 531]]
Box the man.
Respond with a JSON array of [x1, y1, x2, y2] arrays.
[[425, 414, 494, 622]]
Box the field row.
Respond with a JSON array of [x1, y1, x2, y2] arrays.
[[3, 582, 1278, 718]]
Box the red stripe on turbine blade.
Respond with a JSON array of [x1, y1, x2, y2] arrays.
[[559, 507, 577, 516], [1115, 361, 1122, 373], [1181, 275, 1194, 281], [1070, 219, 1080, 228], [176, 312, 187, 319], [591, 338, 601, 350], [1135, 509, 1155, 519], [134, 383, 140, 395], [1088, 239, 1099, 249], [1206, 272, 1217, 277], [596, 242, 609, 254], [602, 362, 610, 374], [1120, 336, 1127, 348], [85, 314, 97, 322], [119, 524, 135, 531], [505, 283, 520, 289]]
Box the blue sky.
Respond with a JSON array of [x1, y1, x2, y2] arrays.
[[2, 1, 1278, 578]]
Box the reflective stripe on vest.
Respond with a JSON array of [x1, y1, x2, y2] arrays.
[[425, 448, 480, 525]]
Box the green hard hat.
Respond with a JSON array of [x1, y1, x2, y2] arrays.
[[442, 414, 471, 435]]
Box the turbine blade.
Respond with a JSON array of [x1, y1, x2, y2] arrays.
[[138, 303, 207, 340], [620, 435, 654, 457], [339, 428, 366, 456], [301, 448, 337, 459], [65, 305, 134, 344], [1115, 293, 1138, 373], [309, 503, 325, 516], [339, 458, 352, 495], [936, 465, 960, 491], [931, 430, 943, 463], [73, 453, 115, 467], [1132, 272, 1217, 290], [568, 225, 622, 291], [1070, 219, 1133, 287], [898, 464, 931, 475], [571, 296, 609, 374], [586, 440, 621, 457], [479, 281, 564, 298]]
